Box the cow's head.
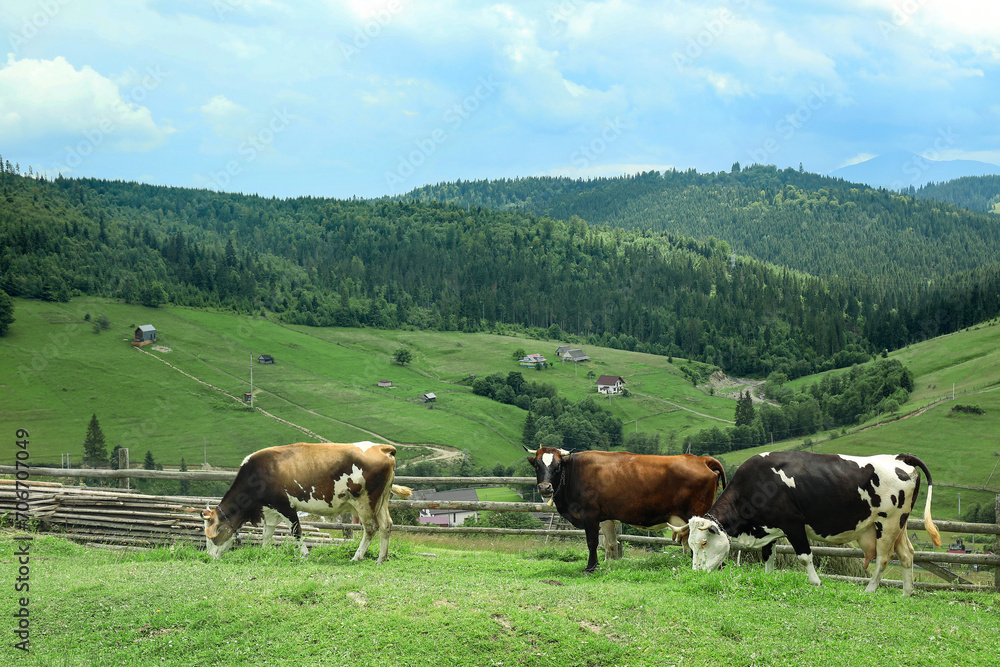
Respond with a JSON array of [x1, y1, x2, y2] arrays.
[[201, 505, 238, 558], [524, 445, 572, 500], [687, 515, 730, 571]]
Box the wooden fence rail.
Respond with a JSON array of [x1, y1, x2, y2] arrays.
[[2, 467, 998, 592]]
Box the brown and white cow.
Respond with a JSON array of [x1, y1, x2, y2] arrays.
[[524, 446, 727, 572], [674, 451, 941, 596], [201, 442, 412, 562]]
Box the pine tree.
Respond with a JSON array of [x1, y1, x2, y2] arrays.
[[735, 390, 756, 427], [0, 287, 14, 336], [83, 414, 107, 467], [144, 450, 156, 470], [109, 444, 123, 469], [522, 411, 537, 448]]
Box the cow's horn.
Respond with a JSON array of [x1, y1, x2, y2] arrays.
[[665, 521, 687, 532], [521, 444, 535, 453]]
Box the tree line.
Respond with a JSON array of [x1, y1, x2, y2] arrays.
[[683, 359, 915, 456], [3, 158, 1000, 382]]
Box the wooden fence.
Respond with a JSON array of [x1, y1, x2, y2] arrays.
[[2, 466, 998, 592]]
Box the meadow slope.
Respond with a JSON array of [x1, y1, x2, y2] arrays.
[[1, 297, 732, 469]]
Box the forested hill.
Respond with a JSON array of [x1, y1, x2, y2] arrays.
[[398, 165, 1000, 295], [915, 174, 1000, 214], [2, 166, 1000, 379]]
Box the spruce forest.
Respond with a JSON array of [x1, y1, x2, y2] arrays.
[[3, 158, 1000, 384]]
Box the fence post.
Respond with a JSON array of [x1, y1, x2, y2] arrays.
[[119, 448, 130, 490], [994, 493, 999, 593]]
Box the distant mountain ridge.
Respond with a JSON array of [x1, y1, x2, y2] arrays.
[[830, 150, 1000, 190], [914, 174, 1000, 214], [398, 165, 1000, 295]]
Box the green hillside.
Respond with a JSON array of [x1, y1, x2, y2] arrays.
[[1, 297, 735, 469], [400, 167, 1000, 294], [0, 169, 883, 379], [915, 174, 1000, 213], [725, 319, 1000, 521], [401, 168, 1000, 353]]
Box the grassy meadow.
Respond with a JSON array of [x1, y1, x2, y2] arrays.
[[2, 531, 998, 667], [3, 296, 1000, 522], [1, 297, 733, 470]]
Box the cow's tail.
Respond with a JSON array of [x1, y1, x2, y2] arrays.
[[391, 484, 413, 499], [704, 456, 727, 490], [898, 453, 941, 548]]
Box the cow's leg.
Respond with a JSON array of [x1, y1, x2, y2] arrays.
[[785, 527, 821, 586], [374, 494, 394, 564], [894, 529, 916, 596], [865, 546, 890, 593], [584, 524, 601, 572], [351, 506, 377, 562], [762, 542, 776, 574], [865, 517, 900, 594], [600, 520, 620, 562], [273, 507, 306, 556], [261, 507, 283, 546]]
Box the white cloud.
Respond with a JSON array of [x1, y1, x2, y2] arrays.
[[200, 94, 250, 125], [838, 153, 877, 169], [0, 55, 171, 150]]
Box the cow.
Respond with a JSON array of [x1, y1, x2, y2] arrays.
[[672, 451, 941, 596], [201, 442, 413, 562], [524, 446, 727, 572]]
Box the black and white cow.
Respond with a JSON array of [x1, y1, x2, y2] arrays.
[[201, 442, 412, 561], [672, 451, 941, 596]]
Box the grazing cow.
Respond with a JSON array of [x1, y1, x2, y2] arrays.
[[674, 451, 941, 596], [524, 446, 726, 572], [201, 442, 412, 562]]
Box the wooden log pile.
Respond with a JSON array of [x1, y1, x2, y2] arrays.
[[0, 479, 61, 521], [0, 481, 341, 549]]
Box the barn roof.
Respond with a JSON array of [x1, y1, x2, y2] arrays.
[[137, 324, 156, 332]]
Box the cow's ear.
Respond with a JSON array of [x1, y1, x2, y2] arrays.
[[525, 456, 536, 466], [708, 524, 720, 535], [201, 508, 213, 521]]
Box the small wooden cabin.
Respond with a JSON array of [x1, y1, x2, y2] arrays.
[[133, 325, 157, 347], [257, 354, 275, 364]]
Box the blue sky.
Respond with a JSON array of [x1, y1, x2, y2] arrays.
[[1, 0, 998, 198]]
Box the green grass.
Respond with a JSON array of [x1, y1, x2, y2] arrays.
[[1, 297, 734, 469], [476, 487, 523, 502], [3, 531, 998, 666]]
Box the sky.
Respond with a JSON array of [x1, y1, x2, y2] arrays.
[[1, 0, 998, 199]]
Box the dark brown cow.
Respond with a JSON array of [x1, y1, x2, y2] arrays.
[[201, 442, 412, 562], [524, 446, 726, 571]]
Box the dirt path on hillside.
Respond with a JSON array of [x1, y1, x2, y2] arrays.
[[705, 370, 770, 404], [631, 392, 735, 424], [134, 346, 463, 465]]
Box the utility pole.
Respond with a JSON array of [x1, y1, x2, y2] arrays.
[[250, 353, 254, 408]]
